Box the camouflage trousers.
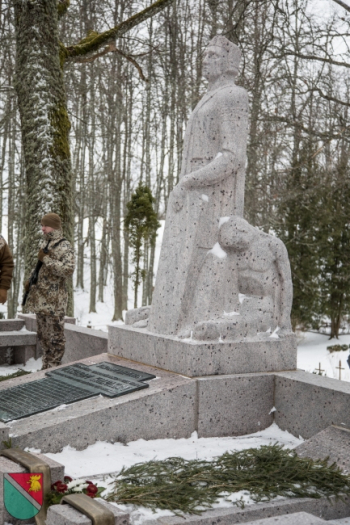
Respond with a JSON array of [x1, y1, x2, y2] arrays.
[[36, 313, 65, 370]]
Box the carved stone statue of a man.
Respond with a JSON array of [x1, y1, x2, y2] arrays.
[[125, 36, 293, 343], [147, 36, 249, 337]]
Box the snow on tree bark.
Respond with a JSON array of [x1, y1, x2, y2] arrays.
[[14, 0, 73, 314]]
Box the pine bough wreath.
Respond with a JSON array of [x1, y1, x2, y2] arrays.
[[107, 444, 350, 516]]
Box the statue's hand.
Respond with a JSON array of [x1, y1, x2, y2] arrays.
[[171, 183, 186, 213]]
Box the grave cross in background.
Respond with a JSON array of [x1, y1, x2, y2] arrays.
[[315, 363, 324, 375], [336, 360, 345, 381]]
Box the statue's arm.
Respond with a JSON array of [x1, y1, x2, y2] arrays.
[[181, 149, 236, 189], [273, 239, 293, 332]]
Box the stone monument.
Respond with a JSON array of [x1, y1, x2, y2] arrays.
[[109, 35, 297, 376]]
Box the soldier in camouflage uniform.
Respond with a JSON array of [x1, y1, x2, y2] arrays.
[[0, 236, 14, 304], [26, 213, 75, 369]]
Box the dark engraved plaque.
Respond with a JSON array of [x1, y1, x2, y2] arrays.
[[0, 362, 156, 422], [0, 378, 94, 422], [88, 362, 155, 382], [46, 364, 150, 397]]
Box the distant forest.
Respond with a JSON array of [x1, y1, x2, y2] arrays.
[[0, 0, 350, 337]]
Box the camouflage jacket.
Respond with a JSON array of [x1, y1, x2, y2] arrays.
[[26, 229, 75, 315], [0, 236, 14, 290]]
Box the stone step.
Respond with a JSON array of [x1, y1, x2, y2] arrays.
[[0, 330, 37, 365], [240, 512, 327, 524], [295, 425, 350, 472], [46, 499, 129, 525], [0, 319, 25, 331], [142, 494, 350, 525], [0, 331, 36, 347]]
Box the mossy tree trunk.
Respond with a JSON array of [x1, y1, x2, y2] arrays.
[[13, 0, 74, 313]]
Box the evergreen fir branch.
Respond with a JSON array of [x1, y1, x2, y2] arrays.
[[106, 445, 350, 516]]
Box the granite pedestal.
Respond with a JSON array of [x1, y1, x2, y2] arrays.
[[108, 324, 297, 377]]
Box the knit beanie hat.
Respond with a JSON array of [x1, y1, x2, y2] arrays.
[[41, 213, 62, 230]]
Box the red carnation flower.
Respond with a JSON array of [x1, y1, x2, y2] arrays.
[[51, 481, 68, 494], [86, 483, 98, 498]]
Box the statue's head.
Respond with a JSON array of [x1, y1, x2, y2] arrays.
[[203, 36, 241, 82], [219, 216, 256, 251]]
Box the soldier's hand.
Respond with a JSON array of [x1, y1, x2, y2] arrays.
[[24, 280, 30, 292], [0, 289, 7, 304], [38, 249, 51, 262]]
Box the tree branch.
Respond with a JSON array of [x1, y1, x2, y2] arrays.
[[313, 86, 350, 108], [273, 51, 350, 70], [265, 113, 349, 140], [75, 43, 148, 81], [64, 0, 173, 62], [331, 0, 350, 13]]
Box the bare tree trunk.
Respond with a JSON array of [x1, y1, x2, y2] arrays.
[[75, 68, 87, 289], [7, 105, 15, 318], [88, 65, 97, 313], [122, 73, 133, 311], [98, 214, 108, 302], [110, 50, 123, 321]]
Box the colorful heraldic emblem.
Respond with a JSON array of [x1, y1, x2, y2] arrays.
[[4, 472, 43, 519]]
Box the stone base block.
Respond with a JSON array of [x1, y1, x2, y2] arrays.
[[6, 354, 196, 453], [0, 332, 36, 347], [46, 499, 129, 525], [108, 325, 297, 377], [144, 494, 350, 525], [295, 425, 350, 471], [197, 373, 274, 437], [0, 320, 25, 331], [0, 348, 13, 366], [0, 452, 64, 525], [62, 325, 108, 365], [13, 345, 36, 365], [242, 512, 327, 524], [275, 371, 350, 439]]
